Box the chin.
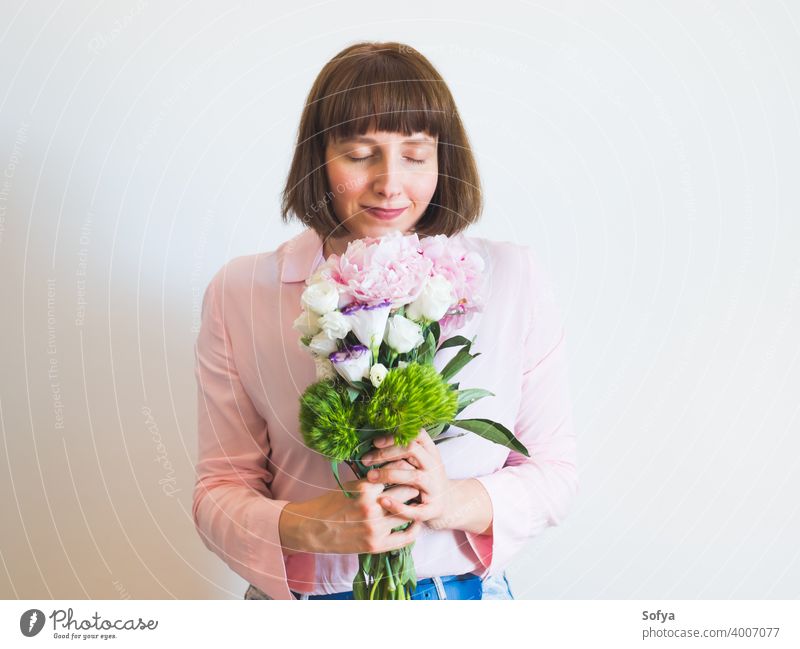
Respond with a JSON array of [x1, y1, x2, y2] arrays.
[[355, 222, 406, 237]]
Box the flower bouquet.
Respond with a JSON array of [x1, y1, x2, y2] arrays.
[[294, 230, 529, 599]]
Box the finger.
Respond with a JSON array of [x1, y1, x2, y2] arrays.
[[379, 495, 431, 522], [362, 444, 427, 470], [384, 520, 421, 550], [367, 467, 418, 486], [381, 514, 415, 533], [351, 479, 385, 498], [380, 459, 415, 472], [381, 484, 419, 503], [415, 427, 436, 451], [372, 435, 395, 449]]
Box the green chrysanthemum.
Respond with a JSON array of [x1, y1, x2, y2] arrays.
[[366, 363, 457, 445], [299, 380, 360, 461]]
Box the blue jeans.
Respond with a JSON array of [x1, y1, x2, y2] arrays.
[[480, 572, 515, 600], [244, 571, 515, 600]]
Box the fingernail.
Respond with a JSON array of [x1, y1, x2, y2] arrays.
[[368, 470, 378, 481], [381, 498, 391, 507]]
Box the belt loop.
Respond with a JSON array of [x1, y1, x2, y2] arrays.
[[431, 575, 448, 600], [301, 593, 310, 600]]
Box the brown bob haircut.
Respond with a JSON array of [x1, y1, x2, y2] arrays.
[[281, 41, 483, 240]]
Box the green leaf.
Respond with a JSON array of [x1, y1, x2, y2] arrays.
[[353, 437, 373, 456], [421, 331, 436, 365], [440, 349, 481, 382], [416, 331, 434, 362], [438, 335, 472, 351], [455, 388, 494, 414], [451, 418, 530, 457], [354, 459, 369, 477], [361, 552, 373, 574], [433, 430, 465, 445], [346, 386, 360, 402], [353, 569, 368, 599], [331, 460, 355, 497], [425, 422, 445, 438], [429, 320, 441, 347], [394, 551, 404, 586]]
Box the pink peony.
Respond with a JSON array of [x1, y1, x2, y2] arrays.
[[418, 234, 485, 310], [320, 230, 433, 308]]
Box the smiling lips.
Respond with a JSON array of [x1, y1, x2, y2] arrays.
[[363, 206, 408, 220]]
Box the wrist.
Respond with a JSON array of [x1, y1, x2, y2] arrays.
[[278, 501, 307, 556], [428, 478, 493, 535], [427, 478, 459, 531]]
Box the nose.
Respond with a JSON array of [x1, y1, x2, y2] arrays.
[[372, 157, 402, 199]]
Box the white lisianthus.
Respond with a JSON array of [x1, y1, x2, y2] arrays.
[[329, 346, 371, 384], [301, 280, 339, 315], [308, 332, 339, 357], [405, 274, 454, 322], [293, 309, 321, 337], [385, 314, 424, 353], [313, 356, 337, 380], [397, 360, 408, 369], [369, 363, 388, 388], [319, 311, 351, 339], [343, 301, 391, 360]]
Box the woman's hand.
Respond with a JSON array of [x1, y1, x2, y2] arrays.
[[361, 428, 453, 527], [279, 478, 421, 556]]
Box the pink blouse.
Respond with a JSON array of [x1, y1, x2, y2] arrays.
[[192, 227, 578, 599]]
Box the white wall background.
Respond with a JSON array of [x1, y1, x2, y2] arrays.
[[1, 0, 798, 599]]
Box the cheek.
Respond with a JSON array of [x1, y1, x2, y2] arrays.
[[326, 163, 369, 202], [408, 167, 438, 202]]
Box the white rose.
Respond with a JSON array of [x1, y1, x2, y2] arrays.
[[293, 309, 321, 337], [319, 311, 351, 339], [308, 332, 339, 357], [369, 363, 388, 388], [301, 280, 339, 315], [385, 314, 424, 353], [406, 274, 454, 322]]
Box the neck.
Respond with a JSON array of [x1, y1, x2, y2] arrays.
[[322, 235, 356, 260]]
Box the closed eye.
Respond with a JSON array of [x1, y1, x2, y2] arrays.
[[347, 155, 427, 165]]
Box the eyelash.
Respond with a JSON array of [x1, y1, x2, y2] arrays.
[[348, 156, 426, 165]]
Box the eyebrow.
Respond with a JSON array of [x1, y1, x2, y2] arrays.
[[337, 136, 437, 146]]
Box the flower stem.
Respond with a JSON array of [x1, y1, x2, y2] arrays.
[[385, 555, 396, 592]]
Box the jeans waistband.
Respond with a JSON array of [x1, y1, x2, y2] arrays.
[[291, 572, 482, 600]]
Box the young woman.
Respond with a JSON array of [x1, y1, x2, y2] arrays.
[[193, 41, 578, 600]]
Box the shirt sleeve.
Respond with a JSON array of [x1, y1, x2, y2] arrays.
[[464, 245, 579, 576], [191, 268, 313, 600]]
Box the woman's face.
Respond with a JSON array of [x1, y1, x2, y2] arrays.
[[323, 130, 439, 243]]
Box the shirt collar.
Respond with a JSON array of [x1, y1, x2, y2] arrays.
[[279, 228, 325, 284]]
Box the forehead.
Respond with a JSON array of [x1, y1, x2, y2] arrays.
[[330, 131, 437, 146]]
